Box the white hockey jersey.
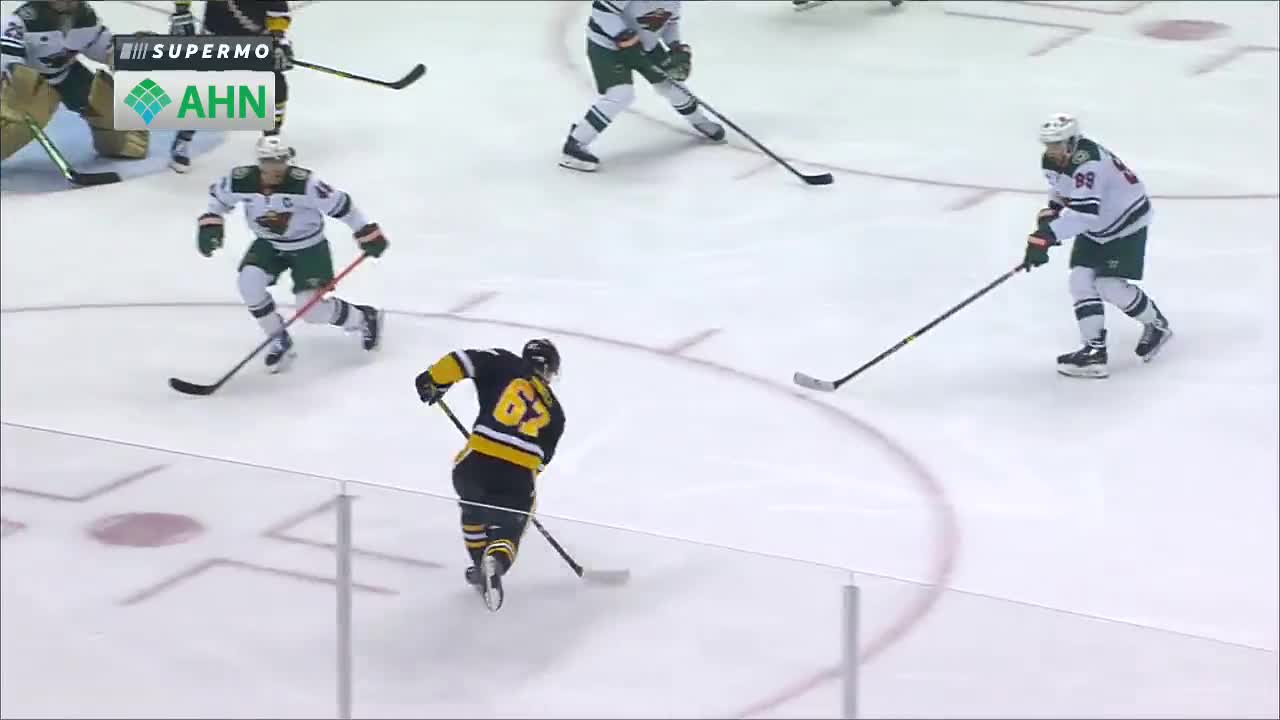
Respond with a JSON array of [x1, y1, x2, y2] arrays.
[[587, 0, 682, 52], [1043, 137, 1152, 244], [0, 1, 112, 85], [206, 165, 370, 252]]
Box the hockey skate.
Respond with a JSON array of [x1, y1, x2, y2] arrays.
[[559, 126, 599, 173], [1135, 309, 1172, 362], [464, 565, 483, 588], [169, 130, 194, 173], [480, 550, 506, 612], [792, 0, 831, 10], [264, 331, 296, 374], [1057, 331, 1108, 379], [692, 119, 726, 143], [356, 305, 384, 351]]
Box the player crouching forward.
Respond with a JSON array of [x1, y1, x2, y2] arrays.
[[197, 136, 388, 373], [415, 340, 566, 612], [561, 0, 724, 172], [1024, 113, 1172, 379]]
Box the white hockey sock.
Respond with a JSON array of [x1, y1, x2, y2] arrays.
[[1097, 277, 1160, 324], [248, 297, 286, 338], [653, 80, 708, 124], [572, 84, 635, 147], [1073, 297, 1106, 347]]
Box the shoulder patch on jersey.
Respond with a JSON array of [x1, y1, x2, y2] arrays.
[[1071, 149, 1090, 165], [229, 165, 260, 192], [288, 166, 310, 180]]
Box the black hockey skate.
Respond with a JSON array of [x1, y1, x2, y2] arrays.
[[264, 331, 295, 374], [1135, 309, 1172, 362], [464, 565, 483, 588], [692, 119, 726, 143], [357, 305, 384, 351], [480, 550, 506, 612], [792, 0, 831, 10], [1057, 331, 1108, 379], [559, 126, 599, 173], [169, 130, 194, 174]]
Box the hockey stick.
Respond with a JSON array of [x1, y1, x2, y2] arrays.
[[168, 254, 368, 396], [435, 398, 631, 586], [294, 59, 426, 90], [598, 0, 832, 186], [23, 114, 121, 187], [794, 263, 1026, 392]]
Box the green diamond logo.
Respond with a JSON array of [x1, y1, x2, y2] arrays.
[[124, 78, 172, 126]]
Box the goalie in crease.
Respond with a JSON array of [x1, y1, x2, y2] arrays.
[[415, 340, 566, 612]]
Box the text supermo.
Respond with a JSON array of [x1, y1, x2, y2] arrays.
[[148, 43, 271, 60]]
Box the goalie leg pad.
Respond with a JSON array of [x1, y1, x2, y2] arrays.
[[0, 65, 60, 160], [85, 69, 149, 159]]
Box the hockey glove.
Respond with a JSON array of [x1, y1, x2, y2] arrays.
[[272, 33, 293, 72], [354, 222, 388, 258], [1022, 221, 1058, 271], [414, 369, 450, 405], [169, 9, 196, 36], [197, 213, 224, 257], [614, 30, 649, 72], [663, 42, 692, 81]]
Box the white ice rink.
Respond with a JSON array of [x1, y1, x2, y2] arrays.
[[1, 0, 1277, 717]]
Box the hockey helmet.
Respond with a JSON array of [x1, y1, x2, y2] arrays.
[[522, 338, 561, 381], [1038, 113, 1081, 146], [255, 135, 295, 162]]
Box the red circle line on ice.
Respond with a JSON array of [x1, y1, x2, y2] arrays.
[[0, 300, 960, 718]]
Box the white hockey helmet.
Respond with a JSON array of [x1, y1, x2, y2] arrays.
[[255, 135, 294, 162], [1039, 113, 1080, 145]]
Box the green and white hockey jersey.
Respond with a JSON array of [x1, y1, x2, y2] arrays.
[[0, 1, 112, 85], [1042, 137, 1152, 244], [587, 0, 682, 52], [206, 165, 371, 252]]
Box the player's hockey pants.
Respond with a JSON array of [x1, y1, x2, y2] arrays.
[[453, 451, 536, 573]]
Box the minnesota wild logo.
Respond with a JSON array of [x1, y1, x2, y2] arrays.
[[636, 8, 672, 31], [255, 210, 293, 235]]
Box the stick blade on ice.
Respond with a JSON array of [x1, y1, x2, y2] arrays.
[[793, 372, 837, 392], [168, 377, 219, 396]]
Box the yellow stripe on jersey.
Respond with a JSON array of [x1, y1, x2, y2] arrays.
[[465, 434, 543, 471], [428, 352, 468, 385], [265, 16, 291, 33]]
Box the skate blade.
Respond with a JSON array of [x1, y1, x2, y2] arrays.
[[481, 555, 504, 612], [1140, 330, 1172, 363], [559, 155, 598, 173], [1057, 364, 1108, 379], [169, 160, 190, 174], [794, 0, 831, 11]]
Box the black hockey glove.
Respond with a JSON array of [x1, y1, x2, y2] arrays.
[[663, 42, 692, 81], [197, 213, 224, 257], [355, 222, 388, 258], [272, 33, 293, 72], [169, 9, 196, 36], [1022, 220, 1058, 271], [414, 369, 450, 405]]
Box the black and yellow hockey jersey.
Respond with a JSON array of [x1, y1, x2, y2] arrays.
[[174, 0, 290, 36], [429, 348, 566, 473]]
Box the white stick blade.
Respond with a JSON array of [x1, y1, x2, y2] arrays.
[[793, 372, 837, 392], [583, 569, 631, 585]]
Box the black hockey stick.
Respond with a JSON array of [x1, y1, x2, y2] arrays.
[[168, 254, 368, 396], [598, 0, 832, 186], [794, 263, 1026, 392], [294, 59, 426, 90], [23, 114, 121, 187], [435, 398, 631, 586]]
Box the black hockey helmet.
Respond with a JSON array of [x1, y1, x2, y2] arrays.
[[522, 338, 560, 381]]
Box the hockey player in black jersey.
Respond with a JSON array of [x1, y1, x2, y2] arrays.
[[168, 0, 293, 172], [415, 339, 566, 612]]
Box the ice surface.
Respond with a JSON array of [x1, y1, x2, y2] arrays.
[[2, 0, 1276, 717]]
